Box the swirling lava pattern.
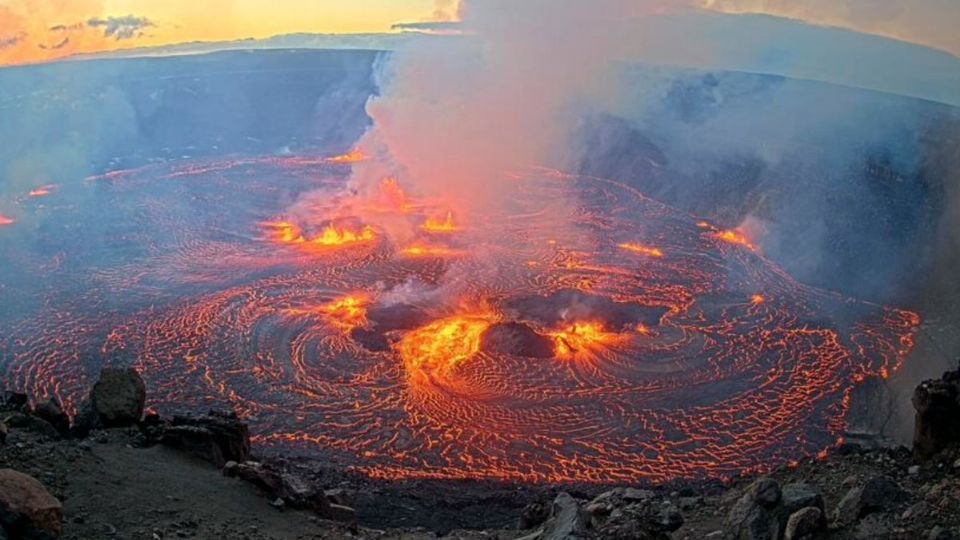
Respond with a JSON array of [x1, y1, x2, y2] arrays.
[[0, 155, 919, 484]]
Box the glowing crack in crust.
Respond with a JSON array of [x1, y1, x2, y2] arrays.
[[0, 153, 920, 485]]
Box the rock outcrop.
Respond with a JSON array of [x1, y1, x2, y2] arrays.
[[727, 478, 826, 540], [90, 368, 147, 427], [914, 366, 960, 459], [160, 410, 251, 467], [0, 469, 63, 539]]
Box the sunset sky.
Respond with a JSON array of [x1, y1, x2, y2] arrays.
[[1, 0, 958, 66]]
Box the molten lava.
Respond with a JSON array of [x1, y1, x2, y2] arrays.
[[400, 244, 462, 258], [550, 322, 620, 358], [312, 225, 376, 248], [0, 213, 13, 226], [421, 211, 461, 233], [325, 150, 366, 164], [398, 313, 494, 373], [287, 295, 370, 330], [261, 221, 376, 250], [618, 243, 664, 258], [0, 153, 921, 485], [714, 229, 757, 251]]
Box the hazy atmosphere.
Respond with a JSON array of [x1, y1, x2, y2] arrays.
[[1, 2, 959, 540]]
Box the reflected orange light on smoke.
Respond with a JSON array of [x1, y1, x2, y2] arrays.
[[261, 221, 306, 244], [421, 211, 461, 233], [28, 185, 56, 198], [326, 150, 366, 164], [398, 313, 495, 374], [714, 229, 757, 251], [618, 243, 664, 258], [0, 214, 14, 226], [551, 322, 618, 359], [372, 178, 416, 214]]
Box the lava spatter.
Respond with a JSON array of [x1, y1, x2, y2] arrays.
[[0, 153, 920, 485]]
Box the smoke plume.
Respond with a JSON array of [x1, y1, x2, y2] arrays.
[[348, 0, 647, 216]]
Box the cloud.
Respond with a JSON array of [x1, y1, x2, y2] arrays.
[[87, 15, 154, 40], [0, 33, 27, 49], [390, 21, 462, 33]]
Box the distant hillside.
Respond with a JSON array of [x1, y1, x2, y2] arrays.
[[57, 10, 960, 108]]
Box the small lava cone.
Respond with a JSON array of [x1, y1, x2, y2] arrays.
[[505, 289, 668, 329], [351, 303, 432, 352], [480, 322, 555, 358]]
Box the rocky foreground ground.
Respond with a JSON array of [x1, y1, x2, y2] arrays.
[[3, 365, 960, 540]]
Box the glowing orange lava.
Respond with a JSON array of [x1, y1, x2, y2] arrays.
[[287, 295, 370, 330], [714, 229, 757, 251], [261, 221, 306, 244], [398, 313, 494, 374], [326, 150, 366, 164], [400, 244, 462, 258], [4, 157, 922, 486], [550, 322, 620, 358], [0, 214, 13, 226], [261, 221, 376, 250], [312, 225, 376, 247], [618, 243, 664, 258], [421, 211, 461, 233]]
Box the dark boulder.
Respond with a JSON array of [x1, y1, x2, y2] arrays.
[[833, 476, 908, 527], [161, 410, 250, 467], [0, 469, 63, 539], [913, 367, 960, 459], [90, 368, 146, 427], [32, 400, 70, 435], [727, 478, 783, 540], [784, 507, 824, 540], [2, 391, 28, 410]]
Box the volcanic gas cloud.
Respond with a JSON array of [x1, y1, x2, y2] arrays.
[[0, 0, 920, 484]]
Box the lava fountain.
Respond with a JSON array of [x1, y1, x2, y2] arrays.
[[0, 154, 919, 484]]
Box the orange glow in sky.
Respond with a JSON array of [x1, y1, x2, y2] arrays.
[[0, 0, 457, 65]]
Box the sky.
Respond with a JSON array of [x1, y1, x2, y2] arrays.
[[1, 0, 958, 66]]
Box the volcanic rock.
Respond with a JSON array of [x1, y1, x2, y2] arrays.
[[0, 419, 7, 444], [833, 475, 908, 527], [727, 478, 783, 540], [90, 368, 146, 427], [3, 413, 61, 440], [780, 483, 825, 515], [913, 367, 960, 459], [540, 493, 587, 540], [480, 322, 555, 358], [0, 469, 63, 539], [505, 289, 668, 329], [1, 391, 28, 410], [161, 410, 250, 467], [325, 504, 357, 524], [32, 399, 70, 435], [519, 501, 551, 529], [784, 507, 824, 540], [67, 400, 99, 439]]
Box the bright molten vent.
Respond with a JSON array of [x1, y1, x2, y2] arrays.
[[0, 154, 919, 484]]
